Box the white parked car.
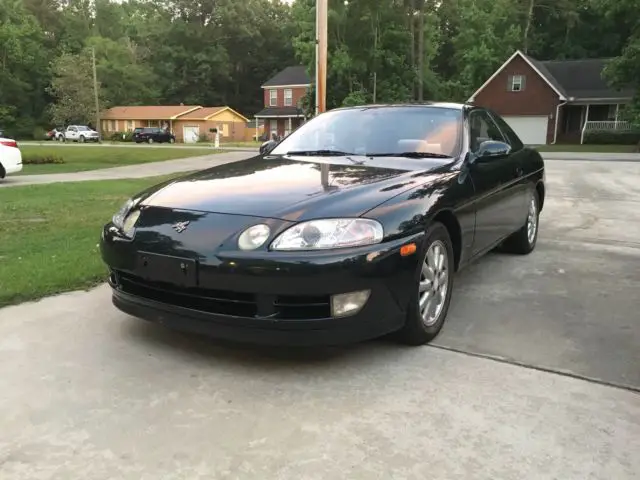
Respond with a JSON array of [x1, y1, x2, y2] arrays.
[[0, 137, 23, 178], [60, 125, 100, 142]]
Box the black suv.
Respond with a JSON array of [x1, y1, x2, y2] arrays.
[[133, 127, 176, 144]]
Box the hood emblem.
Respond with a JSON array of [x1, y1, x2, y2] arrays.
[[172, 221, 190, 233]]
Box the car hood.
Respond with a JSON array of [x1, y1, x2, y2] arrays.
[[139, 155, 450, 221]]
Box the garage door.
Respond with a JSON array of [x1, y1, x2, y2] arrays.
[[183, 126, 200, 144], [502, 116, 548, 145]]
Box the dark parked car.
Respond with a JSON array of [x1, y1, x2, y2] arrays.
[[133, 127, 175, 144], [100, 103, 545, 346]]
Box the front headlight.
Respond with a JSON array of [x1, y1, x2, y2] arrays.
[[112, 198, 136, 230], [270, 218, 383, 251], [111, 198, 138, 230]]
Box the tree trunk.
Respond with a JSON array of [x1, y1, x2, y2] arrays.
[[417, 0, 424, 101], [523, 0, 536, 54]]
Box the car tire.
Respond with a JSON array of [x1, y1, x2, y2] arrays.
[[0, 163, 5, 179], [148, 138, 153, 144], [501, 190, 540, 255], [395, 222, 455, 346], [169, 138, 175, 144], [79, 136, 85, 143]]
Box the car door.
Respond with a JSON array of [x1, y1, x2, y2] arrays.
[[467, 108, 528, 255], [66, 127, 77, 141]]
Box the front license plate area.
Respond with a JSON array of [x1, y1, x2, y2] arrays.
[[136, 251, 197, 288]]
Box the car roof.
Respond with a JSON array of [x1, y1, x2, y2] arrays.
[[330, 102, 473, 113]]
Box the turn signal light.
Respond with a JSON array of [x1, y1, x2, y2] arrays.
[[400, 243, 417, 256]]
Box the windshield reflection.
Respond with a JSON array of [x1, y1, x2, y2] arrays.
[[271, 106, 463, 158]]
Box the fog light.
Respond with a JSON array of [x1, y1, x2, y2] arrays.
[[331, 290, 370, 317]]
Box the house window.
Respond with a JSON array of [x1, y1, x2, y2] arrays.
[[284, 89, 293, 106], [508, 75, 525, 92], [127, 120, 134, 131], [269, 89, 278, 106], [110, 120, 116, 131]]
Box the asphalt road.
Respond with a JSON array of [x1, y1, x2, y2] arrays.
[[1, 159, 639, 479]]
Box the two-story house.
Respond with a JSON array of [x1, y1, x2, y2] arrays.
[[254, 66, 311, 139]]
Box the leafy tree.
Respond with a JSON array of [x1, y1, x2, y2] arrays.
[[48, 51, 104, 125], [595, 0, 640, 123], [0, 0, 50, 136]]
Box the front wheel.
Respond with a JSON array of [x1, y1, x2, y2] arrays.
[[79, 136, 85, 143], [148, 137, 154, 144], [396, 222, 455, 346], [169, 137, 175, 144]]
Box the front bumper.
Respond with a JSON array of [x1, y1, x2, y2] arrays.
[[101, 222, 423, 346]]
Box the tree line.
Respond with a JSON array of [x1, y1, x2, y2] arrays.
[[1, 0, 638, 138]]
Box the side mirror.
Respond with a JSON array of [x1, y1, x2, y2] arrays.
[[475, 140, 511, 162], [260, 139, 278, 155]]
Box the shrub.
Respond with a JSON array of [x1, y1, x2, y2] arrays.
[[583, 129, 640, 145], [109, 131, 133, 142], [32, 126, 47, 140], [22, 154, 65, 165]]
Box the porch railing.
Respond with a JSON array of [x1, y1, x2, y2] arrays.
[[580, 120, 633, 144]]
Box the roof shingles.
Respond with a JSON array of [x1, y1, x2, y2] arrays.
[[102, 105, 202, 120], [262, 66, 311, 87], [525, 55, 633, 100]]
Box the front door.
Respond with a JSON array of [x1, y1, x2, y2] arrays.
[[468, 108, 528, 255]]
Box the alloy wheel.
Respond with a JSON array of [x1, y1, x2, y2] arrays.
[[527, 197, 538, 245], [418, 240, 449, 327]]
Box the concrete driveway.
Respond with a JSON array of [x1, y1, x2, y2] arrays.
[[1, 159, 639, 479]]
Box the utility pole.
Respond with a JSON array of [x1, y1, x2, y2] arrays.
[[92, 47, 101, 143], [316, 0, 328, 115], [316, 0, 330, 188]]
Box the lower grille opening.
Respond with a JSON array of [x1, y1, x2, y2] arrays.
[[274, 295, 331, 319], [114, 271, 331, 320], [118, 272, 257, 317]]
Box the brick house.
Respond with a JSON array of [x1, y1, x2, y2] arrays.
[[171, 107, 249, 143], [254, 66, 311, 138], [101, 105, 249, 143], [468, 50, 634, 144]]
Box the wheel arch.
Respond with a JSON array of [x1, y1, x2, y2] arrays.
[[0, 162, 5, 179], [535, 180, 545, 211], [429, 209, 462, 271]]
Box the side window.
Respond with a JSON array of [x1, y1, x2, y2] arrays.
[[469, 110, 505, 152], [488, 111, 524, 151]]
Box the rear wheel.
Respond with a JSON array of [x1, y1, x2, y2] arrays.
[[396, 222, 455, 346], [0, 163, 6, 179], [169, 137, 175, 144], [148, 137, 154, 144], [79, 135, 85, 143], [502, 190, 539, 255]]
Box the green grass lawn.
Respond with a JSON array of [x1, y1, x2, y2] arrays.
[[222, 141, 261, 147], [0, 175, 185, 307], [18, 145, 221, 175], [536, 144, 638, 153]]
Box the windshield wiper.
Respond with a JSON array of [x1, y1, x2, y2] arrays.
[[285, 149, 355, 157], [367, 152, 452, 159]]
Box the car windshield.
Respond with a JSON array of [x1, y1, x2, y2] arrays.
[[270, 106, 462, 158], [77, 126, 89, 131]]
